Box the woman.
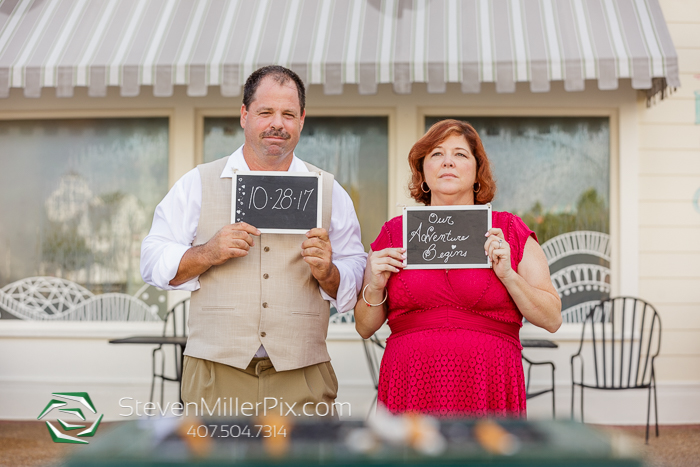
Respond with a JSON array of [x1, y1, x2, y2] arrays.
[[355, 119, 561, 418]]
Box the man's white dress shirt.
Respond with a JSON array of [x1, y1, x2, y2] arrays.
[[141, 146, 367, 347]]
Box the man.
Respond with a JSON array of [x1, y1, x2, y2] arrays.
[[141, 66, 366, 417]]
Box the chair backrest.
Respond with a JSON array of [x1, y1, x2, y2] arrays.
[[133, 283, 168, 319], [362, 334, 385, 390], [541, 230, 611, 266], [0, 276, 158, 321], [329, 307, 355, 323], [542, 231, 612, 324], [162, 298, 189, 337], [577, 297, 661, 389]]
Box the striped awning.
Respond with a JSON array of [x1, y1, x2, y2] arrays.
[[0, 0, 680, 99]]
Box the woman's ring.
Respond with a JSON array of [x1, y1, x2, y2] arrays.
[[498, 239, 503, 247]]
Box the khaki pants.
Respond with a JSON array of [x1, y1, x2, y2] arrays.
[[181, 356, 339, 418]]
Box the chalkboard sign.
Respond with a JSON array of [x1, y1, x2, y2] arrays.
[[230, 170, 322, 234], [403, 205, 492, 269]]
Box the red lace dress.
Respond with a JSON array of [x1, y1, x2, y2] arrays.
[[371, 211, 536, 418]]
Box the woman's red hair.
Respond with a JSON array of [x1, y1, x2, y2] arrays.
[[408, 119, 496, 205]]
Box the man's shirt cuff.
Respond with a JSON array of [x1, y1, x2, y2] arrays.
[[152, 244, 201, 291], [319, 261, 358, 313]]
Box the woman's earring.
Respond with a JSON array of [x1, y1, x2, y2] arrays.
[[421, 182, 430, 193], [473, 182, 481, 193]]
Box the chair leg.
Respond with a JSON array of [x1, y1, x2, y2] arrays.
[[551, 365, 556, 419], [367, 393, 377, 419], [570, 383, 575, 420], [150, 372, 155, 403], [653, 373, 659, 438], [160, 355, 166, 407], [580, 364, 585, 423], [150, 348, 158, 403], [645, 383, 652, 444]]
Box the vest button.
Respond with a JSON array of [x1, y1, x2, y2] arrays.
[[260, 331, 266, 337], [263, 273, 269, 279], [264, 246, 270, 252], [262, 302, 268, 308]]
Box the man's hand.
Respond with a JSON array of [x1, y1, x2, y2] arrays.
[[169, 222, 260, 286], [301, 228, 340, 298], [301, 228, 333, 280], [204, 222, 261, 265]]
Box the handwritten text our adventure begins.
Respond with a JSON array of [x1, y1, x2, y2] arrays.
[[403, 205, 491, 269], [408, 213, 470, 263]]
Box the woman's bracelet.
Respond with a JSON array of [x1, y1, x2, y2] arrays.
[[362, 284, 388, 307]]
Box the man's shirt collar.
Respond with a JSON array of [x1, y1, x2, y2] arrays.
[[220, 145, 308, 178]]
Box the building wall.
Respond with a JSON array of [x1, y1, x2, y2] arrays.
[[639, 0, 700, 388], [2, 23, 699, 422]]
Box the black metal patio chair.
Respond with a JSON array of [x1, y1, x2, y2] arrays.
[[522, 355, 556, 418], [362, 333, 385, 418], [570, 297, 661, 443], [150, 298, 189, 405]]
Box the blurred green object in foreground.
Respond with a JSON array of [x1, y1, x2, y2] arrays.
[[64, 418, 641, 467]]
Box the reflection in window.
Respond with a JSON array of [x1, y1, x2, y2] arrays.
[[0, 119, 169, 304], [425, 117, 609, 242], [204, 116, 388, 250], [426, 117, 610, 323], [203, 117, 245, 162]]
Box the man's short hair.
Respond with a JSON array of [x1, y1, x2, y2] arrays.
[[243, 66, 306, 113]]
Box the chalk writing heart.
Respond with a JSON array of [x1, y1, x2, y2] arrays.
[[451, 245, 456, 249]]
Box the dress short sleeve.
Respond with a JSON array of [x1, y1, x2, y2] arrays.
[[494, 212, 537, 270], [509, 214, 539, 267], [370, 216, 402, 252]]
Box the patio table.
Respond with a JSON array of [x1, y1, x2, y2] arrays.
[[109, 336, 188, 399]]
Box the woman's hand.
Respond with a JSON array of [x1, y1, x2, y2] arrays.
[[355, 248, 405, 339], [485, 228, 513, 280], [366, 247, 406, 294]]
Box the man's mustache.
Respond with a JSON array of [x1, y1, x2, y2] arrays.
[[260, 129, 291, 139]]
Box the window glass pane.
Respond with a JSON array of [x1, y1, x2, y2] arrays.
[[425, 116, 609, 240], [426, 116, 610, 323], [203, 117, 246, 162], [204, 116, 388, 250], [298, 117, 389, 250], [0, 119, 169, 312]]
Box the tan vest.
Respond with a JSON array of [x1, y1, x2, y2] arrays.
[[184, 156, 334, 372]]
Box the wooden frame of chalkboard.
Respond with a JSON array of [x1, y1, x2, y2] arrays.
[[230, 170, 322, 234], [402, 204, 492, 269]]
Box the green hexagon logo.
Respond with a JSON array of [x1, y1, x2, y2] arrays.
[[37, 392, 103, 444]]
